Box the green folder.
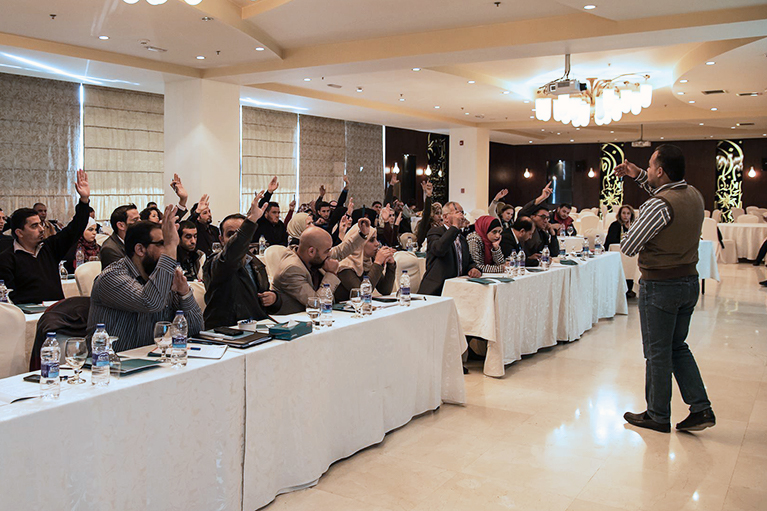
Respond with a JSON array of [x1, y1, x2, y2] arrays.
[[15, 304, 48, 314], [486, 277, 514, 283], [559, 259, 579, 266], [467, 277, 495, 285], [525, 267, 544, 273]]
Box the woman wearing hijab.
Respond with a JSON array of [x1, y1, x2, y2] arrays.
[[466, 215, 505, 273], [334, 227, 397, 302], [287, 212, 313, 246], [64, 217, 101, 273]]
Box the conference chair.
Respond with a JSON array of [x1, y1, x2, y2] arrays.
[[736, 214, 759, 224], [264, 245, 290, 281], [399, 233, 416, 248], [95, 233, 110, 246], [712, 210, 722, 223], [74, 261, 101, 296], [30, 297, 90, 372], [392, 251, 422, 294], [604, 211, 617, 228], [609, 244, 639, 283], [704, 210, 711, 218], [0, 303, 26, 378], [731, 207, 745, 221], [579, 214, 601, 233], [746, 206, 760, 216], [570, 206, 578, 214], [701, 217, 737, 264]]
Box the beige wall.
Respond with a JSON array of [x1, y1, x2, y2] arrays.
[[449, 127, 489, 214]]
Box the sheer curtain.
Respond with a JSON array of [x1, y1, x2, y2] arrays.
[[299, 115, 346, 205], [241, 106, 298, 212], [83, 86, 164, 219], [0, 72, 79, 223]]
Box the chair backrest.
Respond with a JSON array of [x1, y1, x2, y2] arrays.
[[0, 303, 27, 378], [736, 214, 759, 224], [74, 261, 102, 297], [703, 210, 711, 218], [468, 209, 486, 224], [264, 245, 290, 279], [580, 215, 601, 233], [570, 206, 578, 214], [731, 207, 745, 221], [30, 297, 90, 371], [604, 211, 617, 227], [392, 251, 422, 294], [95, 233, 110, 246], [711, 209, 722, 223], [399, 233, 416, 247], [746, 206, 760, 215], [701, 218, 718, 243], [583, 228, 607, 251]]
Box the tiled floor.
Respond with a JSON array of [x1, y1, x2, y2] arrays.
[[264, 263, 767, 511]]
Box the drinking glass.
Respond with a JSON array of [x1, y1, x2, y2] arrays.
[[349, 288, 363, 319], [153, 321, 173, 362], [65, 338, 88, 384], [306, 297, 321, 326], [566, 225, 575, 236]]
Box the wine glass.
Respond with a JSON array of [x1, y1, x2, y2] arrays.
[[306, 297, 321, 326], [65, 338, 88, 384], [349, 288, 363, 319], [153, 321, 172, 362], [566, 225, 575, 236]]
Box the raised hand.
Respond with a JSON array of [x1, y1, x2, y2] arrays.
[[380, 204, 393, 223], [615, 159, 642, 179], [75, 169, 90, 201], [319, 184, 326, 197], [535, 181, 553, 205], [162, 204, 180, 257], [198, 194, 210, 212], [394, 212, 403, 226], [422, 179, 433, 197], [171, 173, 188, 207], [247, 191, 268, 223], [289, 198, 296, 210], [171, 267, 190, 295], [268, 176, 279, 193], [343, 174, 349, 190], [346, 197, 355, 216], [493, 188, 509, 202], [390, 173, 399, 185]]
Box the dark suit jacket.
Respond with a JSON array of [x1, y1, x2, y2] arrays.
[[523, 228, 560, 267], [419, 225, 476, 296], [500, 230, 523, 258], [100, 233, 125, 269]]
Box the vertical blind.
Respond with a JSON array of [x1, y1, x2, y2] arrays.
[[241, 106, 298, 211], [0, 72, 80, 223], [299, 115, 346, 205], [83, 86, 164, 219]]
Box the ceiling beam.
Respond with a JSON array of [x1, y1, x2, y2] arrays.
[[241, 0, 296, 19]]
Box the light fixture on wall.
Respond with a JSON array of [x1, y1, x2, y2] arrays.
[[588, 167, 596, 178], [523, 168, 531, 179], [425, 165, 432, 176], [416, 168, 424, 176], [748, 166, 757, 178], [392, 162, 400, 174], [384, 166, 390, 174]]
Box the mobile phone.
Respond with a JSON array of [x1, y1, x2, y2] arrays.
[[213, 327, 246, 337]]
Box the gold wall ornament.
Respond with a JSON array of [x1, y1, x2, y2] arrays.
[[714, 140, 744, 223], [600, 143, 624, 212]]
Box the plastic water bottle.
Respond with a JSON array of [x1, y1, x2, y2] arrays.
[[319, 284, 334, 326], [40, 332, 61, 400], [91, 324, 110, 386], [517, 250, 526, 276], [75, 246, 85, 269], [59, 261, 68, 280], [559, 244, 566, 259], [360, 275, 373, 315], [541, 246, 551, 270], [399, 271, 411, 306], [170, 311, 188, 368], [258, 235, 267, 256], [504, 256, 514, 277], [0, 280, 8, 303], [594, 235, 603, 255], [581, 238, 590, 260]]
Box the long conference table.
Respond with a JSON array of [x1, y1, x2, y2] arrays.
[[718, 223, 767, 260], [443, 252, 628, 377], [0, 297, 467, 511]]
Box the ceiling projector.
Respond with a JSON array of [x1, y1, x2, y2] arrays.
[[545, 79, 587, 96]]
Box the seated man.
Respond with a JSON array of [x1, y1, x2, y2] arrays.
[[0, 170, 91, 304], [189, 194, 220, 256], [272, 219, 371, 314], [419, 202, 481, 296], [33, 202, 62, 239], [177, 220, 204, 281], [499, 217, 535, 258], [100, 204, 139, 268], [550, 203, 576, 235], [254, 202, 289, 247], [523, 205, 561, 266], [203, 193, 282, 329], [88, 208, 203, 352]]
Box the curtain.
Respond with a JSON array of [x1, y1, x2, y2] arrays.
[[241, 106, 297, 212], [345, 121, 383, 209], [0, 72, 80, 223], [83, 86, 164, 219], [299, 115, 346, 206]]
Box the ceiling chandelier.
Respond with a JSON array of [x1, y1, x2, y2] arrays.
[[123, 0, 202, 5], [534, 54, 652, 127]]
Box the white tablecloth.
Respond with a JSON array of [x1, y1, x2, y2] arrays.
[[443, 253, 628, 377], [608, 240, 720, 282], [718, 223, 767, 260]]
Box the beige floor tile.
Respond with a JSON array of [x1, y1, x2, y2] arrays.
[[730, 452, 767, 490], [263, 488, 397, 511], [722, 486, 767, 511]]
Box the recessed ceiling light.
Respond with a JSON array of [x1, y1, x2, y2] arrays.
[[576, 128, 580, 130], [255, 47, 265, 51], [706, 61, 715, 65], [660, 137, 664, 140], [529, 141, 533, 143], [356, 87, 363, 93], [679, 79, 688, 83], [304, 78, 311, 81], [399, 97, 405, 102], [699, 123, 704, 125], [710, 107, 717, 111], [465, 112, 470, 115], [98, 35, 109, 40], [557, 132, 561, 135], [467, 80, 475, 84], [584, 4, 596, 9], [688, 100, 695, 104], [529, 116, 534, 119], [434, 106, 440, 109], [201, 16, 214, 21], [677, 92, 685, 95], [196, 55, 205, 60], [523, 100, 530, 104], [570, 139, 574, 142], [610, 130, 614, 133], [502, 91, 510, 95], [731, 126, 736, 129], [412, 68, 421, 72], [541, 129, 545, 131]]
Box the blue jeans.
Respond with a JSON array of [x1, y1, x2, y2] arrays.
[[638, 276, 711, 423]]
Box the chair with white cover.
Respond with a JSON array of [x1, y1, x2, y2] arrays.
[[701, 217, 736, 264], [604, 211, 617, 228], [264, 245, 290, 280], [704, 210, 711, 218], [392, 251, 422, 294], [579, 214, 601, 233], [730, 208, 745, 222], [0, 303, 26, 378], [712, 209, 722, 223], [399, 233, 416, 248], [736, 214, 759, 224], [95, 233, 109, 246], [74, 261, 102, 297], [746, 206, 760, 216], [570, 206, 578, 214], [609, 244, 639, 283]]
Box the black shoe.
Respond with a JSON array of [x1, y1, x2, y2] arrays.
[[753, 261, 763, 266], [676, 408, 716, 432], [463, 366, 469, 374], [624, 411, 671, 433], [761, 280, 767, 287], [626, 290, 637, 299]]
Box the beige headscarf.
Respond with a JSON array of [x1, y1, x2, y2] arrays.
[[287, 212, 311, 240], [337, 224, 375, 277]]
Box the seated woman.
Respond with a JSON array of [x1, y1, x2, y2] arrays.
[[466, 215, 505, 273], [286, 212, 313, 246], [334, 228, 397, 302], [64, 217, 101, 273], [139, 206, 163, 224], [605, 204, 636, 298]]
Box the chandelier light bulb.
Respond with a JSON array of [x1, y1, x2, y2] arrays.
[[185, 0, 203, 4], [425, 165, 432, 176], [122, 0, 140, 3], [535, 97, 552, 121], [588, 168, 596, 178], [619, 89, 633, 114], [748, 167, 757, 178], [146, 0, 167, 4], [639, 83, 652, 108], [393, 162, 400, 174]]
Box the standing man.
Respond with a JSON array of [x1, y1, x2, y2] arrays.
[[617, 144, 715, 433]]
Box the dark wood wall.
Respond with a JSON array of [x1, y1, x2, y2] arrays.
[[489, 138, 767, 210], [385, 127, 449, 209]]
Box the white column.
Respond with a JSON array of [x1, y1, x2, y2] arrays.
[[448, 128, 489, 214], [164, 79, 242, 219]]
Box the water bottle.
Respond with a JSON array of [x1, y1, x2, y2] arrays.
[[91, 324, 110, 386], [541, 246, 551, 271], [517, 250, 526, 276], [581, 238, 590, 260], [75, 246, 85, 269], [594, 235, 603, 255], [258, 235, 267, 256], [399, 271, 411, 306], [40, 332, 61, 400], [504, 256, 514, 277], [59, 261, 68, 280], [360, 275, 373, 315], [170, 311, 188, 368], [0, 280, 8, 303], [319, 284, 334, 326]]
